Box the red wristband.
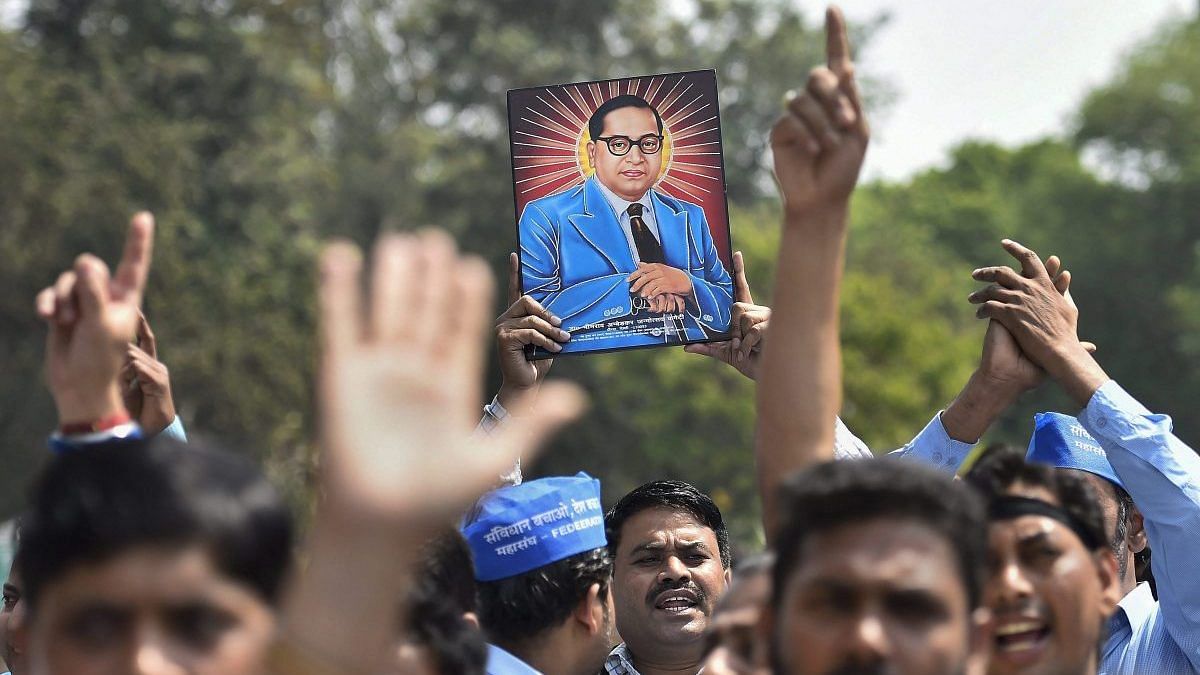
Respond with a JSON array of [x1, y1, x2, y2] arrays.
[[60, 411, 133, 436]]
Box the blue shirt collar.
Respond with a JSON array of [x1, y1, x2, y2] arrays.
[[1116, 581, 1158, 627], [487, 643, 543, 675]]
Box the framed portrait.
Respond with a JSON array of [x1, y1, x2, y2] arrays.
[[507, 69, 735, 358]]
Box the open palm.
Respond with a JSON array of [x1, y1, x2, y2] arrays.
[[318, 232, 584, 521]]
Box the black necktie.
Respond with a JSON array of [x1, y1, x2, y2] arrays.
[[627, 203, 664, 264]]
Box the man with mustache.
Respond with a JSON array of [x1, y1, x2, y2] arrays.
[[604, 480, 732, 675]]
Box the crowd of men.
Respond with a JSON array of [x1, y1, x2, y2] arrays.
[[1, 6, 1197, 675]]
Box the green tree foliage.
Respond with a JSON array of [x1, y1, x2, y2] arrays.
[[2, 1, 1197, 550], [0, 0, 336, 514], [1069, 17, 1200, 434]]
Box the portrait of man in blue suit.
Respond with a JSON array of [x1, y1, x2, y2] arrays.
[[518, 94, 733, 355]]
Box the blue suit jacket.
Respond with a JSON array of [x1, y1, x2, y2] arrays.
[[519, 176, 732, 354]]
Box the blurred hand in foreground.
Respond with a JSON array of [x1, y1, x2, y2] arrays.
[[316, 230, 587, 523]]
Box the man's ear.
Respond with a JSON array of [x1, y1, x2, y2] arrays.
[[587, 142, 596, 169], [1095, 549, 1122, 615], [966, 606, 994, 675], [724, 566, 733, 588], [573, 582, 605, 635], [1127, 505, 1147, 555]]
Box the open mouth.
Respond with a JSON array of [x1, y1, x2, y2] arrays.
[[994, 620, 1051, 655], [654, 588, 700, 615]]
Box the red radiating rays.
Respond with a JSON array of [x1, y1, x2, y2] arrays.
[[509, 71, 725, 207]]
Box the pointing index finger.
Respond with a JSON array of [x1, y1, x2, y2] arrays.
[[825, 6, 852, 77], [114, 211, 155, 304], [824, 5, 864, 125]]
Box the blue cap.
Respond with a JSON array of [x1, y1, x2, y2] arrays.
[[462, 472, 607, 582], [1027, 412, 1123, 489]]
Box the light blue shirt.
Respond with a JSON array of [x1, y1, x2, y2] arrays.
[[486, 643, 543, 675], [159, 415, 188, 442], [887, 412, 975, 471], [832, 409, 975, 473], [478, 397, 971, 487], [1075, 381, 1200, 675], [594, 179, 660, 264]]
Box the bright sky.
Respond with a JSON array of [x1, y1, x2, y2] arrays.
[[831, 0, 1195, 180]]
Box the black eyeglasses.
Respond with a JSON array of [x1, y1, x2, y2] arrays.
[[594, 134, 663, 156]]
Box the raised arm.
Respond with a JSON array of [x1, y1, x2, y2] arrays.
[[891, 256, 1087, 470], [273, 232, 585, 673], [35, 212, 154, 435], [756, 6, 869, 541], [972, 239, 1200, 670]]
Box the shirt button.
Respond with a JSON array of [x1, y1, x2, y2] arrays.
[[933, 452, 944, 462], [1096, 418, 1108, 428]]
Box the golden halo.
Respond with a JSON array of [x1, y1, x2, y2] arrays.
[[578, 128, 673, 184]]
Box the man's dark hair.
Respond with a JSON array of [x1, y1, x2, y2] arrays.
[[772, 459, 987, 610], [404, 530, 485, 675], [966, 445, 1107, 553], [18, 436, 293, 610], [588, 94, 664, 142], [406, 589, 487, 675], [413, 529, 478, 615], [605, 480, 731, 569], [477, 546, 611, 648]]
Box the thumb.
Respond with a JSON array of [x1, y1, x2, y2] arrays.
[[732, 251, 754, 304], [507, 252, 521, 306], [684, 343, 720, 358], [488, 381, 586, 468]]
